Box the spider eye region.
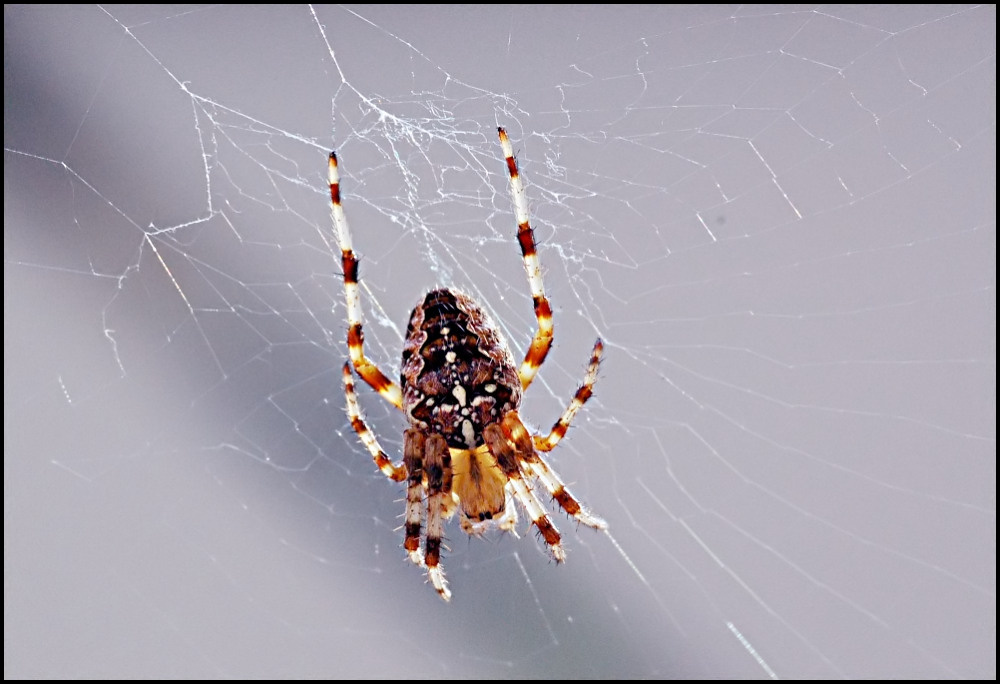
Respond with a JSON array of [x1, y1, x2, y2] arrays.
[[401, 289, 521, 450]]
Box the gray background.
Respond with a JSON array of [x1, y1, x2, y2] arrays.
[[5, 5, 994, 678]]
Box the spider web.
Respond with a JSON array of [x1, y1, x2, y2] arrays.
[[4, 4, 995, 678]]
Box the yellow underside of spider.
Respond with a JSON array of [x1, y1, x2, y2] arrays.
[[440, 444, 510, 528]]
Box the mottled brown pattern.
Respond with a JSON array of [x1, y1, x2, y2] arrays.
[[401, 289, 522, 450]]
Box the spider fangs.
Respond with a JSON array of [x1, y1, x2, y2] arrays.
[[333, 127, 606, 601]]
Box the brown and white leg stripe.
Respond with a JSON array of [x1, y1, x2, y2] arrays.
[[402, 429, 426, 566], [510, 477, 565, 562], [329, 152, 403, 410], [534, 338, 604, 453], [497, 128, 554, 391], [527, 456, 607, 530], [423, 433, 452, 601], [484, 422, 565, 562], [343, 364, 407, 482], [501, 411, 607, 531]]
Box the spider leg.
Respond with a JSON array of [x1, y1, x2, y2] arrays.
[[496, 487, 520, 536], [423, 433, 452, 601], [503, 412, 607, 530], [525, 457, 607, 529], [343, 364, 407, 482], [402, 429, 426, 567], [459, 484, 519, 538], [498, 128, 553, 392], [534, 338, 603, 453], [484, 422, 565, 562], [329, 152, 404, 410]]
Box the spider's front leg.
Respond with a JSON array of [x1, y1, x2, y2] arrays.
[[498, 128, 554, 392], [329, 151, 405, 410]]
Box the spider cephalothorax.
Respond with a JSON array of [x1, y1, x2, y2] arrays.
[[332, 127, 606, 601]]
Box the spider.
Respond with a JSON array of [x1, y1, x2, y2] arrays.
[[330, 127, 606, 601]]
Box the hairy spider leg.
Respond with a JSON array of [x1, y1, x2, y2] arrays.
[[533, 338, 604, 452], [483, 421, 566, 562], [342, 363, 407, 482], [402, 429, 426, 566], [423, 433, 452, 601], [503, 411, 607, 530], [498, 128, 554, 392], [329, 152, 404, 410]]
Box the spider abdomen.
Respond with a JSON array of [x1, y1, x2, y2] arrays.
[[401, 289, 522, 450]]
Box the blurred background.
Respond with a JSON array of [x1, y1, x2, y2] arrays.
[[5, 5, 994, 678]]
